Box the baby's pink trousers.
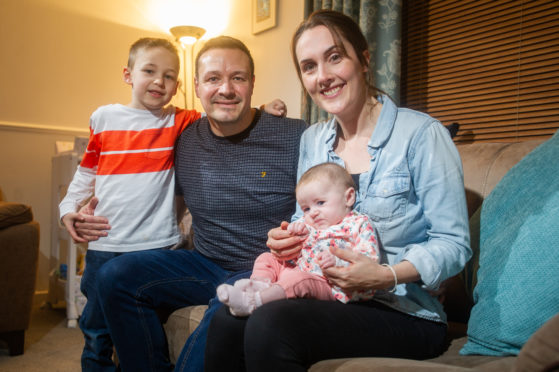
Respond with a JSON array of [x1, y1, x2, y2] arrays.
[[251, 252, 335, 300]]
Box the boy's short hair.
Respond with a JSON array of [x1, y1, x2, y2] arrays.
[[128, 38, 179, 69], [194, 36, 255, 78], [297, 163, 355, 192]]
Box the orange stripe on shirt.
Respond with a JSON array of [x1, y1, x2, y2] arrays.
[[80, 108, 200, 174], [95, 127, 177, 152], [175, 108, 201, 131], [81, 127, 100, 169], [97, 149, 174, 175], [89, 109, 200, 153]]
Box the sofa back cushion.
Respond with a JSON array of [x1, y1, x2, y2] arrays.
[[457, 140, 544, 218], [460, 131, 559, 356]]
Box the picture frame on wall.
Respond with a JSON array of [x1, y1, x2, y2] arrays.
[[252, 0, 277, 34]]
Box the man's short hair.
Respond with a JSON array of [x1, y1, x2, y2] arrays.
[[195, 36, 255, 77], [128, 37, 179, 69]]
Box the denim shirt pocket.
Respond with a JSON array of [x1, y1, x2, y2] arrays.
[[362, 172, 410, 223]]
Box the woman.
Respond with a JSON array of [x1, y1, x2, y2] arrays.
[[204, 9, 471, 372]]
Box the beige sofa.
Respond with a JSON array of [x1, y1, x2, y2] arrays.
[[164, 138, 559, 371], [0, 189, 40, 355]]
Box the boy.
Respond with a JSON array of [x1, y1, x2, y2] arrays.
[[59, 37, 284, 371]]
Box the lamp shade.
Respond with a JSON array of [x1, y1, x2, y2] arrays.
[[170, 25, 206, 45]]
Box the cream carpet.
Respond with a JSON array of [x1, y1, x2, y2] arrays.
[[0, 302, 83, 372]]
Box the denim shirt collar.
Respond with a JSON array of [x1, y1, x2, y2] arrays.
[[322, 95, 397, 155], [369, 95, 397, 149]]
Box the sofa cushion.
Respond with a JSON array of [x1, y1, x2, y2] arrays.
[[461, 206, 481, 302], [309, 357, 474, 371], [309, 341, 517, 372], [461, 132, 559, 356], [0, 201, 33, 229], [429, 337, 516, 370], [163, 305, 207, 365]]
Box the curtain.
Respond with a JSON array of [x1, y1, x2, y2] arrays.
[[301, 0, 402, 124]]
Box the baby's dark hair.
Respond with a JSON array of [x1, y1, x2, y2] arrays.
[[128, 38, 179, 69], [297, 163, 355, 193]]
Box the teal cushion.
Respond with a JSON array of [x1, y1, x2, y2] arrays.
[[460, 132, 559, 356]]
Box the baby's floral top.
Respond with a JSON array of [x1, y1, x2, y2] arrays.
[[297, 211, 379, 303]]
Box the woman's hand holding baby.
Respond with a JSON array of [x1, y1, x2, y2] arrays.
[[321, 246, 386, 292], [323, 247, 422, 293]]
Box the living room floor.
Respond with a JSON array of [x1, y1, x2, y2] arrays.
[[0, 297, 82, 371]]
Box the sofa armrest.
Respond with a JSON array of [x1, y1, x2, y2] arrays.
[[0, 201, 33, 229], [0, 220, 40, 332], [513, 313, 559, 372]]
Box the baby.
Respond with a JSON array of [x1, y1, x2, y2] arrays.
[[218, 162, 379, 316]]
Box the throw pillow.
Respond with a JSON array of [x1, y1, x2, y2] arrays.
[[460, 131, 559, 356], [0, 201, 33, 229]]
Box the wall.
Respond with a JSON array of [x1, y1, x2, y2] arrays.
[[207, 0, 305, 117], [0, 0, 304, 294]]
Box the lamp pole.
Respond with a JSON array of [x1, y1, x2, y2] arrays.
[[170, 26, 206, 109]]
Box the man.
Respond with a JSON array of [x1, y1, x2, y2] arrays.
[[78, 36, 306, 372]]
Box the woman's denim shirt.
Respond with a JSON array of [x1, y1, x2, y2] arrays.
[[294, 96, 471, 323]]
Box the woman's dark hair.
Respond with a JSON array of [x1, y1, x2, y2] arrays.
[[291, 9, 384, 99]]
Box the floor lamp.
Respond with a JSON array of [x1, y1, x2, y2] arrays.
[[170, 26, 206, 109]]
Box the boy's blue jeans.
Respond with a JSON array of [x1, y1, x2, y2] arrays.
[[80, 250, 126, 372], [95, 249, 251, 372]]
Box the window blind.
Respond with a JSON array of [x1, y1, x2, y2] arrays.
[[401, 0, 559, 143]]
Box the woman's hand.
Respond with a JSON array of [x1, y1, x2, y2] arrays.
[[321, 246, 388, 292], [323, 247, 421, 292], [267, 221, 306, 261], [61, 197, 110, 243]]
